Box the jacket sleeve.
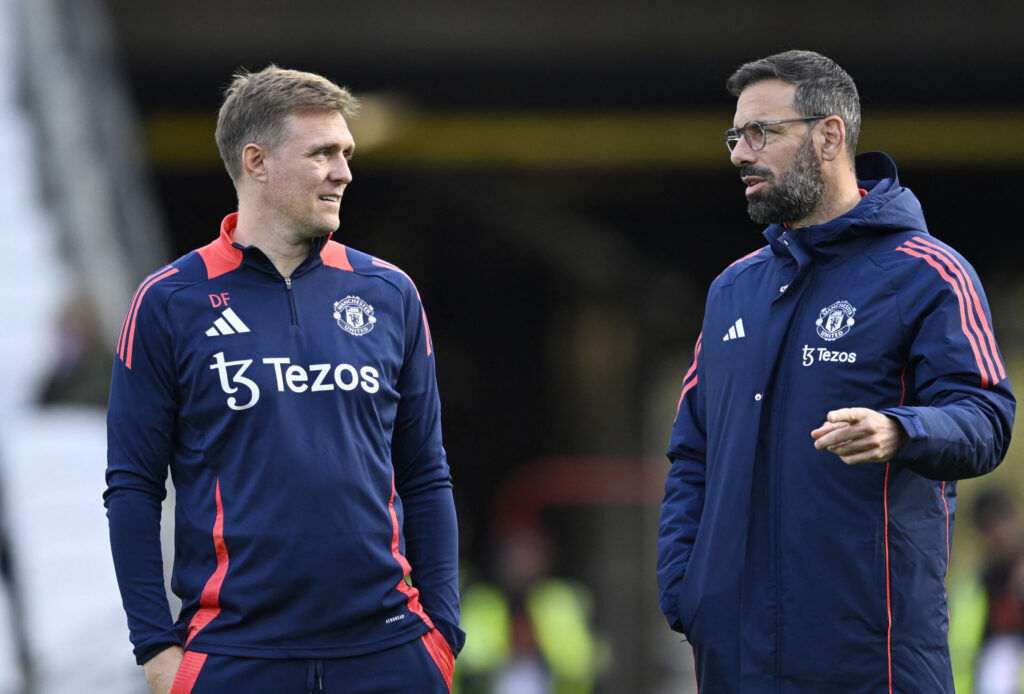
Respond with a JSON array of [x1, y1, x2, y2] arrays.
[[882, 244, 1015, 480], [391, 280, 465, 656], [657, 334, 707, 632], [104, 275, 184, 664]]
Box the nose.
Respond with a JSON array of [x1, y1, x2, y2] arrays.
[[729, 136, 756, 168], [331, 157, 353, 185]]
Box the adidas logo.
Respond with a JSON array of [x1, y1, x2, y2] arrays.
[[722, 318, 745, 341], [205, 308, 251, 337]]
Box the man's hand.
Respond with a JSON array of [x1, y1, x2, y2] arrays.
[[143, 645, 184, 694], [811, 407, 908, 465]]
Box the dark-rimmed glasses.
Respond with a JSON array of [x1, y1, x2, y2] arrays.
[[723, 116, 827, 153]]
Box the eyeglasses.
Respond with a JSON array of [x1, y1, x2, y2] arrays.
[[723, 116, 827, 153]]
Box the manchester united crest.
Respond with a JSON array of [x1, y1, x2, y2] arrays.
[[333, 295, 377, 336], [815, 300, 856, 342]]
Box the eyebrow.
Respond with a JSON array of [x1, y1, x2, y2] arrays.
[[307, 141, 356, 158]]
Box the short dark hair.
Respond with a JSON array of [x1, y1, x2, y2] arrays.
[[726, 50, 860, 164], [215, 65, 359, 185]]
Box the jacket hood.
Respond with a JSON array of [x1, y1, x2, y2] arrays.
[[763, 151, 928, 260]]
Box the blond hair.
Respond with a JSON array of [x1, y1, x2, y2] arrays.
[[215, 65, 359, 184]]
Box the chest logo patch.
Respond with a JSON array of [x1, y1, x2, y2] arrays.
[[815, 300, 856, 341], [333, 295, 377, 336]]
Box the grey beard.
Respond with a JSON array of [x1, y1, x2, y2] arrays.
[[746, 136, 825, 226]]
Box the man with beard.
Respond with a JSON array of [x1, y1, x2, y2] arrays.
[[657, 50, 1015, 693]]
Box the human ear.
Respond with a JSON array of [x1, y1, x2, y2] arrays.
[[241, 143, 269, 183], [820, 116, 846, 163]]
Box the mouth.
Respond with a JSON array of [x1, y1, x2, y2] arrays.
[[740, 166, 774, 197], [741, 176, 768, 197], [318, 194, 341, 205]]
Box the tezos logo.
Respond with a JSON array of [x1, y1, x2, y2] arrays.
[[334, 295, 376, 336], [802, 345, 857, 367], [815, 300, 856, 341], [209, 352, 380, 411]]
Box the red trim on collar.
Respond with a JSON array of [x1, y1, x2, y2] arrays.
[[321, 240, 354, 272], [197, 213, 244, 279]]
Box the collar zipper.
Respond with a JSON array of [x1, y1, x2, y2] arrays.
[[284, 276, 298, 326]]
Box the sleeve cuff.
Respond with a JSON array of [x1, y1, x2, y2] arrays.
[[430, 615, 466, 657], [134, 625, 187, 665], [880, 407, 926, 441], [659, 575, 685, 633]]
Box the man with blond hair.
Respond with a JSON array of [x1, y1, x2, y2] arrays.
[[106, 66, 461, 693]]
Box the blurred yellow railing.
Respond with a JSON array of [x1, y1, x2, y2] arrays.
[[144, 109, 1024, 169]]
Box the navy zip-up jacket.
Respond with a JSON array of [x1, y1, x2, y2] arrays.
[[105, 214, 463, 665], [657, 152, 1014, 693]]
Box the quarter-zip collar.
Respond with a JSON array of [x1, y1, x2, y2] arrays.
[[215, 212, 332, 279]]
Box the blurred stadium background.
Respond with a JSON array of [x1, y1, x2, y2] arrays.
[[2, 0, 1024, 691]]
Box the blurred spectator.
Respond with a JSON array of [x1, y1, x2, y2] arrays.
[[457, 527, 607, 694], [951, 489, 1024, 694], [38, 292, 111, 407]]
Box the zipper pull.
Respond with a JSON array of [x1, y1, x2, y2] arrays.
[[285, 276, 292, 289]]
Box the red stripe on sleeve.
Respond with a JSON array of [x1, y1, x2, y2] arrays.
[[906, 237, 1005, 381], [116, 294, 136, 358], [676, 334, 702, 416], [117, 268, 166, 360], [896, 242, 998, 387], [185, 480, 230, 646], [120, 267, 179, 370], [372, 259, 433, 356]]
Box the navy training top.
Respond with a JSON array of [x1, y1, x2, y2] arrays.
[[106, 213, 463, 664]]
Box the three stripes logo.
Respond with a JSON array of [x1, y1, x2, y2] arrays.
[[896, 235, 1006, 388], [722, 318, 745, 341], [205, 308, 251, 337]]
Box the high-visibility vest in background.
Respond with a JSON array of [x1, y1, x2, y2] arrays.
[[950, 578, 990, 694], [949, 577, 1024, 694], [457, 577, 605, 694]]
